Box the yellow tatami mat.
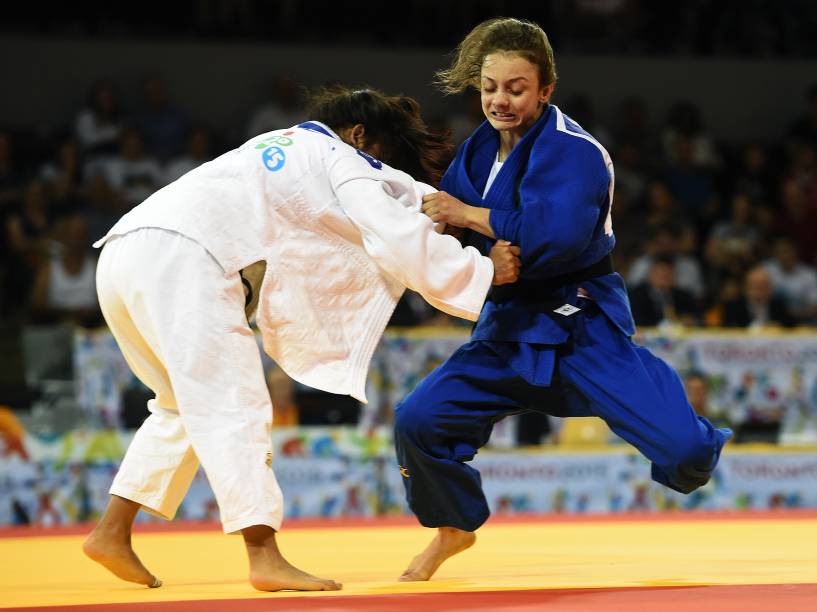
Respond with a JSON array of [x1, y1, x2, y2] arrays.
[[2, 513, 817, 609]]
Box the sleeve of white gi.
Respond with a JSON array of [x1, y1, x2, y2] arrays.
[[330, 152, 493, 322]]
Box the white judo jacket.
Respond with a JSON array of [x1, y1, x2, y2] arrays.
[[94, 121, 493, 401]]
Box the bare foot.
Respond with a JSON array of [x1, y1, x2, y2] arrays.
[[399, 527, 476, 581], [243, 525, 341, 592], [83, 528, 161, 588], [249, 557, 342, 592]]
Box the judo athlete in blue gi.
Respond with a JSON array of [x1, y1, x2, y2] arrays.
[[395, 17, 733, 581]]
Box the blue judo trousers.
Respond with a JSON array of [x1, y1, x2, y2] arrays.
[[394, 105, 732, 532]]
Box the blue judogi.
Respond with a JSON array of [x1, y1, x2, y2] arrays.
[[394, 105, 732, 532]]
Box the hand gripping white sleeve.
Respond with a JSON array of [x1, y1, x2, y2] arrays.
[[336, 177, 493, 321]]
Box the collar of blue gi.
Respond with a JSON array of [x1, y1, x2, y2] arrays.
[[461, 104, 554, 211]]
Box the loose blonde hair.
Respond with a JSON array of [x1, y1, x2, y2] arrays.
[[436, 18, 558, 94]]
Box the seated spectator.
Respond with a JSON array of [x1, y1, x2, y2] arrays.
[[703, 193, 760, 298], [0, 129, 24, 210], [40, 137, 84, 215], [75, 80, 124, 162], [776, 177, 817, 265], [707, 193, 760, 259], [629, 254, 700, 327], [733, 142, 776, 205], [563, 93, 613, 149], [87, 127, 163, 209], [663, 132, 718, 226], [703, 274, 742, 327], [82, 172, 127, 244], [641, 180, 699, 254], [722, 266, 796, 329], [612, 141, 647, 206], [788, 142, 817, 211], [2, 180, 54, 313], [762, 237, 817, 324], [245, 75, 303, 138], [607, 184, 642, 273], [30, 213, 101, 328], [5, 179, 52, 258], [661, 101, 720, 170], [684, 372, 732, 431], [627, 223, 705, 301], [611, 96, 655, 161], [136, 74, 190, 161], [163, 126, 214, 184]]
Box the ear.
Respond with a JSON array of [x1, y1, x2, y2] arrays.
[[349, 124, 366, 149], [540, 84, 555, 105]]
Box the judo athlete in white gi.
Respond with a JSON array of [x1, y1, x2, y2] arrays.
[[393, 19, 732, 581], [82, 87, 521, 591]]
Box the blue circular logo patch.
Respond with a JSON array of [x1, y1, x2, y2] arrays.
[[262, 146, 286, 172]]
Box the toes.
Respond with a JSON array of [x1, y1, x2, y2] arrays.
[[148, 577, 162, 588]]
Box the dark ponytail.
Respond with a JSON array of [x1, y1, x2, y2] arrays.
[[308, 86, 453, 186]]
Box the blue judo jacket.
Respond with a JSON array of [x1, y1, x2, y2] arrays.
[[441, 104, 637, 385]]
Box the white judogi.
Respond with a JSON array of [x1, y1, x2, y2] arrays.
[[94, 122, 493, 532]]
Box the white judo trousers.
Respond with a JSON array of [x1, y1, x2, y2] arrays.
[[97, 228, 284, 533]]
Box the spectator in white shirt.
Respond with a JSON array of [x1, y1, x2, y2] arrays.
[[88, 128, 163, 210], [75, 80, 124, 161], [763, 237, 817, 324]]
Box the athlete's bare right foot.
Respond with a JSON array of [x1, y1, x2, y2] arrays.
[[243, 524, 341, 592], [249, 559, 342, 592], [83, 528, 161, 588], [399, 527, 476, 581]]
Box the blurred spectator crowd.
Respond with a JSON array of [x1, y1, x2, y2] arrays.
[[2, 74, 817, 330]]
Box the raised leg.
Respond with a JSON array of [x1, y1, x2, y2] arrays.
[[399, 527, 476, 581]]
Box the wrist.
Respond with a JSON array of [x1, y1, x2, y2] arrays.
[[464, 205, 480, 231]]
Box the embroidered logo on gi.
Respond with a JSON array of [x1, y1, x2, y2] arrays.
[[261, 146, 286, 172], [553, 304, 581, 317], [356, 149, 383, 169], [265, 452, 273, 467], [255, 134, 294, 149], [399, 465, 410, 478]]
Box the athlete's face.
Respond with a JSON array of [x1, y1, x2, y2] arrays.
[[480, 53, 553, 138]]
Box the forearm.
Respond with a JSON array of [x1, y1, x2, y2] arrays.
[[464, 206, 495, 239]]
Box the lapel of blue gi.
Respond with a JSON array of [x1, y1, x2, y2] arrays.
[[467, 105, 553, 211]]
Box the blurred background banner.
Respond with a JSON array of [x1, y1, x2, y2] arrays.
[[2, 1, 817, 528], [4, 428, 817, 526], [3, 328, 817, 526]]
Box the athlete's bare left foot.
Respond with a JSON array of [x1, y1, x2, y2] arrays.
[[399, 527, 476, 581], [83, 527, 161, 588]]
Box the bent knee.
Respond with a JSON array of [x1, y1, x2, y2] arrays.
[[394, 394, 437, 441]]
